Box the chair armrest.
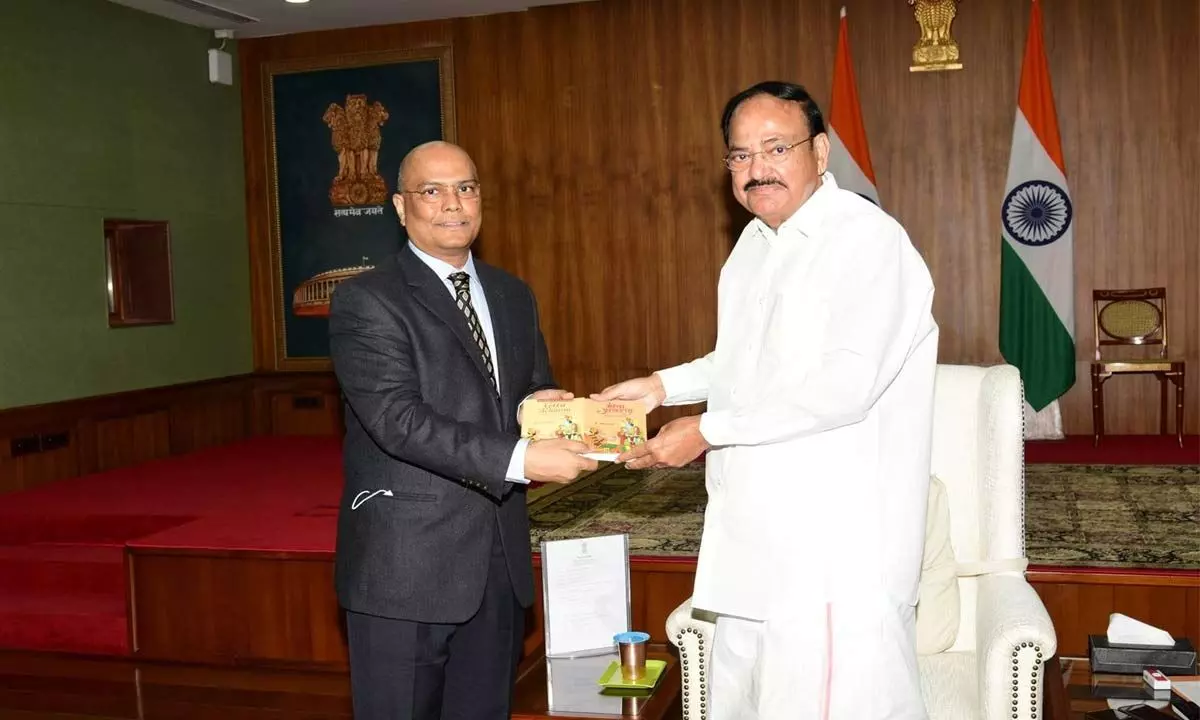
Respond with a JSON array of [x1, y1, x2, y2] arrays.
[[667, 598, 716, 720], [976, 573, 1058, 720]]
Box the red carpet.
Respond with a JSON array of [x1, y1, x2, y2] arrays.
[[0, 436, 343, 656], [1025, 434, 1199, 465]]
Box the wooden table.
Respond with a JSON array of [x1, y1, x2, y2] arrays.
[[511, 645, 681, 720], [1041, 655, 1070, 719], [1046, 657, 1197, 719]]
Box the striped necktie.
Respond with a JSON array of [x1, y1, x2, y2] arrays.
[[448, 271, 498, 393]]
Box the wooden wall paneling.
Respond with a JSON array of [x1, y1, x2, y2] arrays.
[[0, 651, 139, 719], [524, 566, 544, 659], [15, 447, 80, 492], [633, 563, 698, 643], [0, 444, 79, 494], [129, 550, 349, 668], [1110, 584, 1198, 649], [94, 410, 172, 473], [0, 408, 85, 493], [1029, 571, 1200, 658], [0, 457, 14, 495], [0, 378, 237, 441], [128, 550, 691, 668], [130, 552, 235, 663], [1044, 0, 1200, 436], [168, 387, 251, 456], [231, 556, 347, 666], [1191, 585, 1200, 655], [250, 372, 343, 437], [269, 393, 341, 436], [1031, 582, 1117, 658], [0, 374, 343, 494], [126, 547, 1200, 670], [852, 0, 1023, 365], [240, 0, 1198, 435]]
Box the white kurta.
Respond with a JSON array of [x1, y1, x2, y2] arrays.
[[656, 173, 938, 719]]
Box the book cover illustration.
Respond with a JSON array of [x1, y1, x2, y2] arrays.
[[521, 399, 647, 459]]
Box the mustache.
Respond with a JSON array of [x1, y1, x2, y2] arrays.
[[744, 178, 786, 191]]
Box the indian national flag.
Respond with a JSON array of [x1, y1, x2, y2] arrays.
[[999, 0, 1075, 412], [827, 7, 879, 206]]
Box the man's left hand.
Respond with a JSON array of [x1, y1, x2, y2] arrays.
[[517, 388, 575, 423], [618, 415, 710, 470]]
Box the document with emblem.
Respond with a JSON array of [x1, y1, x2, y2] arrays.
[[541, 534, 631, 657], [521, 399, 647, 461]]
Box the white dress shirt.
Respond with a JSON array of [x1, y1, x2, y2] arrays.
[[407, 242, 529, 483], [655, 172, 939, 621]]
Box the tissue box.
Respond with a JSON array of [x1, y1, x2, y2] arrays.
[[1088, 635, 1197, 675]]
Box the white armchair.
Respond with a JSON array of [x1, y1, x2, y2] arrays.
[[666, 364, 1058, 720]]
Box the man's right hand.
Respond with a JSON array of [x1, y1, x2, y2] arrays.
[[525, 439, 598, 484], [590, 374, 667, 413]]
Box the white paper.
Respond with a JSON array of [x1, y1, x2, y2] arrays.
[[1106, 612, 1176, 647], [546, 654, 623, 714], [1174, 679, 1200, 704], [541, 534, 630, 657]]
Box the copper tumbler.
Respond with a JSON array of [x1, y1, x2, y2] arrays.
[[614, 631, 650, 683], [622, 695, 647, 717]]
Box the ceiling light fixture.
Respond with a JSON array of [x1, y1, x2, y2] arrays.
[[285, 0, 309, 4]]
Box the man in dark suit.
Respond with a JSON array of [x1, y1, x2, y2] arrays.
[[329, 141, 598, 720]]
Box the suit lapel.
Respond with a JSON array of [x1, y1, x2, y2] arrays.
[[398, 248, 497, 397]]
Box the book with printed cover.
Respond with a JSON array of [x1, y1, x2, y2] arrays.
[[521, 399, 647, 461]]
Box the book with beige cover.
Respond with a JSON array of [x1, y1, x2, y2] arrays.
[[521, 399, 647, 461]]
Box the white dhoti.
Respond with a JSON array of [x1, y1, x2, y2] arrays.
[[710, 597, 928, 720]]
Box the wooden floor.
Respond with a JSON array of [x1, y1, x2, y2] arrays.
[[0, 650, 353, 720]]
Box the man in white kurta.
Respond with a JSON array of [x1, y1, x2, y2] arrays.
[[594, 82, 937, 719]]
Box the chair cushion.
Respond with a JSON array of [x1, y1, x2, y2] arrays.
[[918, 651, 979, 720], [916, 474, 960, 655]]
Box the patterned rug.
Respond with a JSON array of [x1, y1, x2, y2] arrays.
[[1024, 464, 1199, 569], [528, 462, 1200, 570], [529, 462, 706, 557]]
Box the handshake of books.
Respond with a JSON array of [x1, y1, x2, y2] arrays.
[[520, 397, 647, 462]]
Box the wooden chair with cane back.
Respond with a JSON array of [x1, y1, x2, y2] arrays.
[[1090, 287, 1186, 446]]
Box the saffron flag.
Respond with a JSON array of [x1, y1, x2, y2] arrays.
[[999, 0, 1076, 412], [827, 6, 880, 206]]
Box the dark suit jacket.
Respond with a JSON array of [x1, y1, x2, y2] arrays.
[[328, 246, 555, 624]]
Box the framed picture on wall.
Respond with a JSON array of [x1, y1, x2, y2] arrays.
[[263, 47, 455, 369]]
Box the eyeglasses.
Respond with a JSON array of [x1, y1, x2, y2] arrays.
[[723, 137, 814, 171], [400, 181, 481, 204]]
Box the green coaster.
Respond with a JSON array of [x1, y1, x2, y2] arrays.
[[597, 659, 667, 689]]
